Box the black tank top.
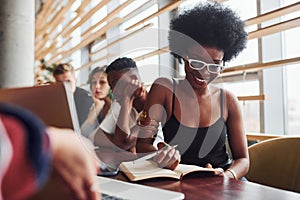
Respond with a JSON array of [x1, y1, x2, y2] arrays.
[[162, 80, 231, 169]]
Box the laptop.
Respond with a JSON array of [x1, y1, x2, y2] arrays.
[[95, 176, 184, 200], [0, 82, 80, 132], [0, 83, 185, 200]]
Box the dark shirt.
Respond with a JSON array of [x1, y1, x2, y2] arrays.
[[97, 109, 105, 124], [74, 87, 93, 127], [162, 80, 231, 169]]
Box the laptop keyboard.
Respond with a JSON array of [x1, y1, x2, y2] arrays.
[[96, 176, 184, 200], [101, 193, 127, 200]]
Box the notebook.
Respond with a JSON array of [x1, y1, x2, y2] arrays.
[[95, 176, 184, 200]]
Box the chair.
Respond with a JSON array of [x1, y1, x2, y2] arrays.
[[246, 137, 300, 193]]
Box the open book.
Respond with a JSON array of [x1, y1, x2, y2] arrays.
[[119, 156, 223, 182]]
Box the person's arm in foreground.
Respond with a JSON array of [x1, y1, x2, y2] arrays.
[[0, 103, 100, 200], [47, 127, 100, 200]]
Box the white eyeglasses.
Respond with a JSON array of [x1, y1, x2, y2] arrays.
[[187, 58, 224, 74]]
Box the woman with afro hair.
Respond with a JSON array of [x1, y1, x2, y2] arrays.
[[136, 2, 249, 180]]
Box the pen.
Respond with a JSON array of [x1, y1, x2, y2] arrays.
[[164, 144, 178, 149], [157, 141, 177, 150]]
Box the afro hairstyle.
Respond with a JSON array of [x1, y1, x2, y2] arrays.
[[168, 2, 247, 62]]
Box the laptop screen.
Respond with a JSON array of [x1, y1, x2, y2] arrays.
[[0, 82, 78, 131]]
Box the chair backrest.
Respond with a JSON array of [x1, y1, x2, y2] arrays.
[[246, 137, 300, 193], [0, 82, 79, 132]]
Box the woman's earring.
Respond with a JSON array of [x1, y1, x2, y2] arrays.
[[108, 89, 114, 99]]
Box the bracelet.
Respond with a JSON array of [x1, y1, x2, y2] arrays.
[[226, 169, 237, 180]]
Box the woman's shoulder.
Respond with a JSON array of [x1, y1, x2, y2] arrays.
[[146, 77, 174, 104], [153, 77, 173, 85], [218, 87, 239, 109], [151, 77, 174, 91], [220, 88, 237, 100]]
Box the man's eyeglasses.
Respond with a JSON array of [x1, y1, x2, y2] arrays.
[[187, 58, 224, 74]]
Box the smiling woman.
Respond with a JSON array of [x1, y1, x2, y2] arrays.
[[136, 1, 249, 180]]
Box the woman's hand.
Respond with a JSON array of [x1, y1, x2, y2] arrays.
[[47, 127, 100, 200], [205, 163, 224, 176], [93, 97, 105, 115], [152, 142, 181, 170]]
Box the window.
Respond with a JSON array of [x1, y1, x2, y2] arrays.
[[221, 0, 261, 133], [222, 80, 260, 132], [119, 1, 159, 83], [284, 26, 300, 135]]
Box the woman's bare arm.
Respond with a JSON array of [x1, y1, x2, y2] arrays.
[[224, 90, 249, 179]]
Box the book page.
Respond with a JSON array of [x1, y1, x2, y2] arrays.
[[174, 164, 220, 177], [120, 160, 181, 181]]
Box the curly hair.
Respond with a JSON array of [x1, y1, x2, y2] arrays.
[[169, 2, 247, 62], [105, 57, 137, 74]]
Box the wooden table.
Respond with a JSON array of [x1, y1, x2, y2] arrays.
[[112, 172, 300, 200], [96, 150, 300, 199]]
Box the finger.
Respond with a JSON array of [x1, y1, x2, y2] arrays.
[[169, 159, 180, 170], [67, 176, 86, 200], [130, 80, 144, 95], [163, 152, 180, 170], [131, 79, 138, 85], [52, 172, 74, 198], [205, 163, 213, 168], [81, 160, 99, 200], [90, 191, 100, 200], [152, 148, 165, 163], [134, 86, 143, 97], [138, 81, 143, 88], [69, 172, 90, 200], [155, 147, 176, 168], [214, 168, 224, 176], [162, 149, 180, 170], [157, 142, 166, 150], [160, 148, 176, 165], [89, 184, 101, 200], [53, 164, 78, 189], [85, 178, 99, 200], [54, 162, 88, 200]]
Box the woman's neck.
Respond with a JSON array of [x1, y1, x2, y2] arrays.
[[180, 78, 211, 98], [102, 96, 112, 116]]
